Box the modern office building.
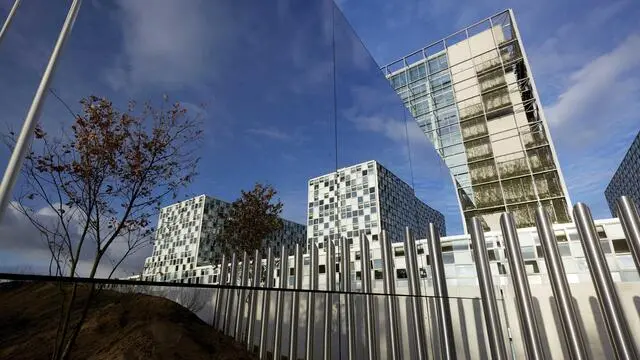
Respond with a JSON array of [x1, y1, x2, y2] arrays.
[[382, 9, 571, 231], [307, 160, 445, 248], [142, 194, 306, 283], [605, 131, 640, 216]]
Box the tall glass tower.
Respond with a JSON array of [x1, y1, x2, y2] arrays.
[[383, 9, 571, 231]]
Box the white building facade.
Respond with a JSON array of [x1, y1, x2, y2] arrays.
[[141, 195, 306, 283], [306, 160, 445, 249]]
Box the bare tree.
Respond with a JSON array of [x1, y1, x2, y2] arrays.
[[176, 287, 207, 314], [3, 95, 202, 359]]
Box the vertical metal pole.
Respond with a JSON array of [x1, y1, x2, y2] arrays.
[[341, 237, 356, 360], [224, 252, 238, 335], [323, 240, 336, 360], [289, 244, 303, 360], [259, 247, 275, 359], [404, 227, 428, 359], [360, 232, 376, 360], [273, 245, 288, 360], [235, 251, 249, 341], [380, 230, 400, 359], [500, 213, 544, 360], [246, 250, 262, 352], [535, 207, 589, 360], [214, 254, 227, 329], [0, 0, 21, 46], [306, 244, 319, 359], [573, 203, 638, 360], [470, 217, 508, 360], [428, 223, 457, 360], [0, 0, 82, 222], [615, 196, 640, 272]]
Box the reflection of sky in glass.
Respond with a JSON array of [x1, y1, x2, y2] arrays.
[[0, 0, 460, 236]]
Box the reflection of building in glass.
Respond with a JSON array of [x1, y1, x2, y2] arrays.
[[383, 9, 571, 231], [307, 160, 445, 248], [605, 131, 640, 216], [142, 195, 306, 283]]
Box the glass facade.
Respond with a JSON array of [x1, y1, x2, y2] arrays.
[[383, 10, 571, 231], [605, 131, 640, 216]]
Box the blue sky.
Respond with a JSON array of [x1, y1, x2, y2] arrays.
[[0, 0, 638, 275]]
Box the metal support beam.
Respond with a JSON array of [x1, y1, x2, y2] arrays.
[[0, 0, 21, 46], [273, 245, 288, 360], [573, 203, 638, 360], [246, 250, 261, 351], [289, 244, 303, 360], [323, 240, 336, 360], [615, 196, 640, 272], [470, 217, 508, 360], [500, 213, 544, 360], [380, 230, 400, 359], [341, 237, 356, 360], [259, 247, 275, 359], [224, 253, 238, 335], [428, 223, 457, 360], [306, 244, 319, 359], [0, 0, 82, 222], [214, 254, 227, 330], [360, 232, 376, 360], [535, 207, 589, 360], [234, 251, 249, 341], [404, 227, 428, 359]]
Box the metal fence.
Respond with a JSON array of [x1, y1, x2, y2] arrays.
[[2, 197, 640, 359]]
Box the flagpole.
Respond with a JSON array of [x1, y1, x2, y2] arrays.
[[0, 0, 82, 222], [0, 0, 21, 46]]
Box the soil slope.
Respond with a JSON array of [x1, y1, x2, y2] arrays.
[[0, 281, 255, 360]]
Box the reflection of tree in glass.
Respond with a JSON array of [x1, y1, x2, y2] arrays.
[[4, 95, 202, 360], [219, 183, 284, 257]]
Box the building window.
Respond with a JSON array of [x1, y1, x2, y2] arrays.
[[396, 269, 408, 279]]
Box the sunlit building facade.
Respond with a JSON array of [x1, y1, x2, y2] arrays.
[[307, 160, 445, 248], [383, 10, 571, 231], [605, 131, 640, 216]]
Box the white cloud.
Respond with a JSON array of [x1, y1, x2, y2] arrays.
[[0, 202, 151, 278], [246, 127, 291, 141], [105, 0, 223, 91], [546, 34, 640, 128]]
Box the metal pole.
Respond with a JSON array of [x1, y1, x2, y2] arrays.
[[246, 250, 262, 352], [428, 223, 457, 360], [234, 251, 249, 341], [404, 227, 428, 359], [289, 244, 303, 360], [323, 239, 336, 360], [573, 203, 638, 360], [500, 213, 544, 360], [306, 244, 319, 359], [259, 247, 275, 359], [615, 196, 640, 272], [273, 245, 288, 360], [0, 0, 21, 46], [381, 230, 400, 359], [0, 0, 82, 222], [224, 252, 238, 335], [341, 237, 356, 360], [535, 207, 589, 360], [360, 232, 376, 360], [470, 217, 508, 360], [214, 254, 227, 329]]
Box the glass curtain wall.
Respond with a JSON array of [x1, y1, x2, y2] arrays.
[[382, 10, 570, 230]]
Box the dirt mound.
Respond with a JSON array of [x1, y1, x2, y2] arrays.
[[0, 281, 255, 360]]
